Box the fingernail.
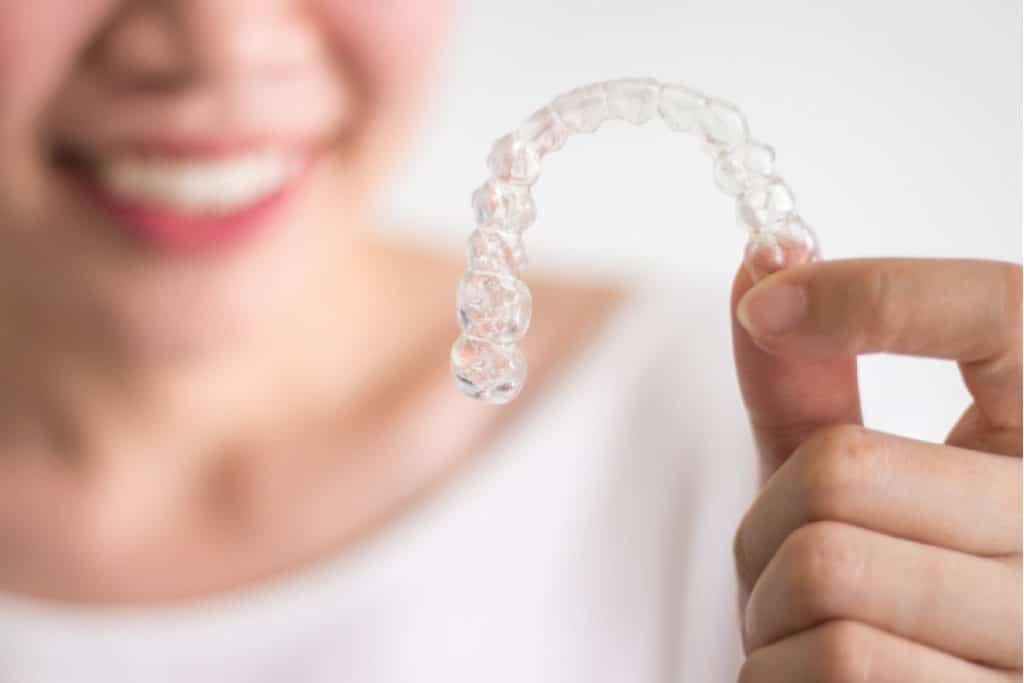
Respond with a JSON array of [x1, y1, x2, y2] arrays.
[[738, 283, 808, 337]]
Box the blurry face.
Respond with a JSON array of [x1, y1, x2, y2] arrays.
[[0, 1, 453, 360]]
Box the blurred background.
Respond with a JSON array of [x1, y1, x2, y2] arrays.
[[385, 0, 1021, 444]]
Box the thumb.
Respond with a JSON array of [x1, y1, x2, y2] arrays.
[[730, 264, 862, 484]]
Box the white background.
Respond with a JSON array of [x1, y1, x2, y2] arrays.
[[385, 0, 1022, 444]]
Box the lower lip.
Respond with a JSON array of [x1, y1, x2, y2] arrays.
[[71, 162, 309, 254]]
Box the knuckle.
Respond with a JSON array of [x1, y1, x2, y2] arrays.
[[780, 521, 865, 618], [794, 425, 882, 518], [816, 620, 875, 682], [739, 619, 877, 683]]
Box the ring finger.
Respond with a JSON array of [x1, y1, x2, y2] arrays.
[[744, 521, 1022, 669]]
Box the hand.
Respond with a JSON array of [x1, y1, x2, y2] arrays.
[[730, 258, 1022, 681]]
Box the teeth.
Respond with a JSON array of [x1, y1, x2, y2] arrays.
[[95, 150, 303, 214]]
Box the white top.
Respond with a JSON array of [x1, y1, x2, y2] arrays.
[[0, 274, 757, 682]]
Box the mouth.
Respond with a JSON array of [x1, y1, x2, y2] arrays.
[[54, 141, 313, 253]]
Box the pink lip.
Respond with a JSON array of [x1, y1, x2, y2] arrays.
[[69, 154, 310, 254]]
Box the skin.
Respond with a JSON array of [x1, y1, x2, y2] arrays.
[[0, 1, 621, 603], [732, 258, 1022, 681]]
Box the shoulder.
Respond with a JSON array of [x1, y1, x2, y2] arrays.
[[526, 273, 629, 352]]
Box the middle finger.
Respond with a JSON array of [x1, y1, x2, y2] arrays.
[[733, 425, 1022, 597]]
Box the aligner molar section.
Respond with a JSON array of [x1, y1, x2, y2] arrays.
[[472, 179, 536, 232], [552, 83, 610, 134], [743, 216, 820, 281], [736, 179, 796, 232], [450, 335, 527, 404], [456, 271, 533, 344], [604, 78, 660, 125], [713, 141, 776, 196], [467, 228, 528, 276]]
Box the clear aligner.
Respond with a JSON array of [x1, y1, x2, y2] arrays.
[[453, 77, 821, 404]]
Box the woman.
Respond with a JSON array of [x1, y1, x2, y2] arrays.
[[0, 2, 1019, 681]]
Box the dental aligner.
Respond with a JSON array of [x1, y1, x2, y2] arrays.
[[452, 78, 821, 404]]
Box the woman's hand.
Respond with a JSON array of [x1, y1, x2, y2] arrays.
[[730, 258, 1022, 681]]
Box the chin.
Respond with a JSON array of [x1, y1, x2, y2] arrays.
[[116, 236, 322, 365], [113, 283, 281, 361]]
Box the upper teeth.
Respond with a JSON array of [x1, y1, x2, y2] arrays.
[[95, 150, 303, 213]]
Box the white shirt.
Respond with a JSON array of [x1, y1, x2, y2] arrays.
[[0, 274, 757, 682]]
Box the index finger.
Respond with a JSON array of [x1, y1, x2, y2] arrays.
[[737, 258, 1022, 436]]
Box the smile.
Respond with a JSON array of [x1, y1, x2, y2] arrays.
[[57, 142, 313, 253]]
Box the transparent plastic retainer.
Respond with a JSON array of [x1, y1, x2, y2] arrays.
[[452, 78, 821, 404]]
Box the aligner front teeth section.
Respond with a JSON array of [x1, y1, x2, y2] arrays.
[[605, 78, 660, 125], [552, 83, 610, 134], [658, 84, 707, 131], [454, 77, 823, 403], [698, 98, 749, 155]]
